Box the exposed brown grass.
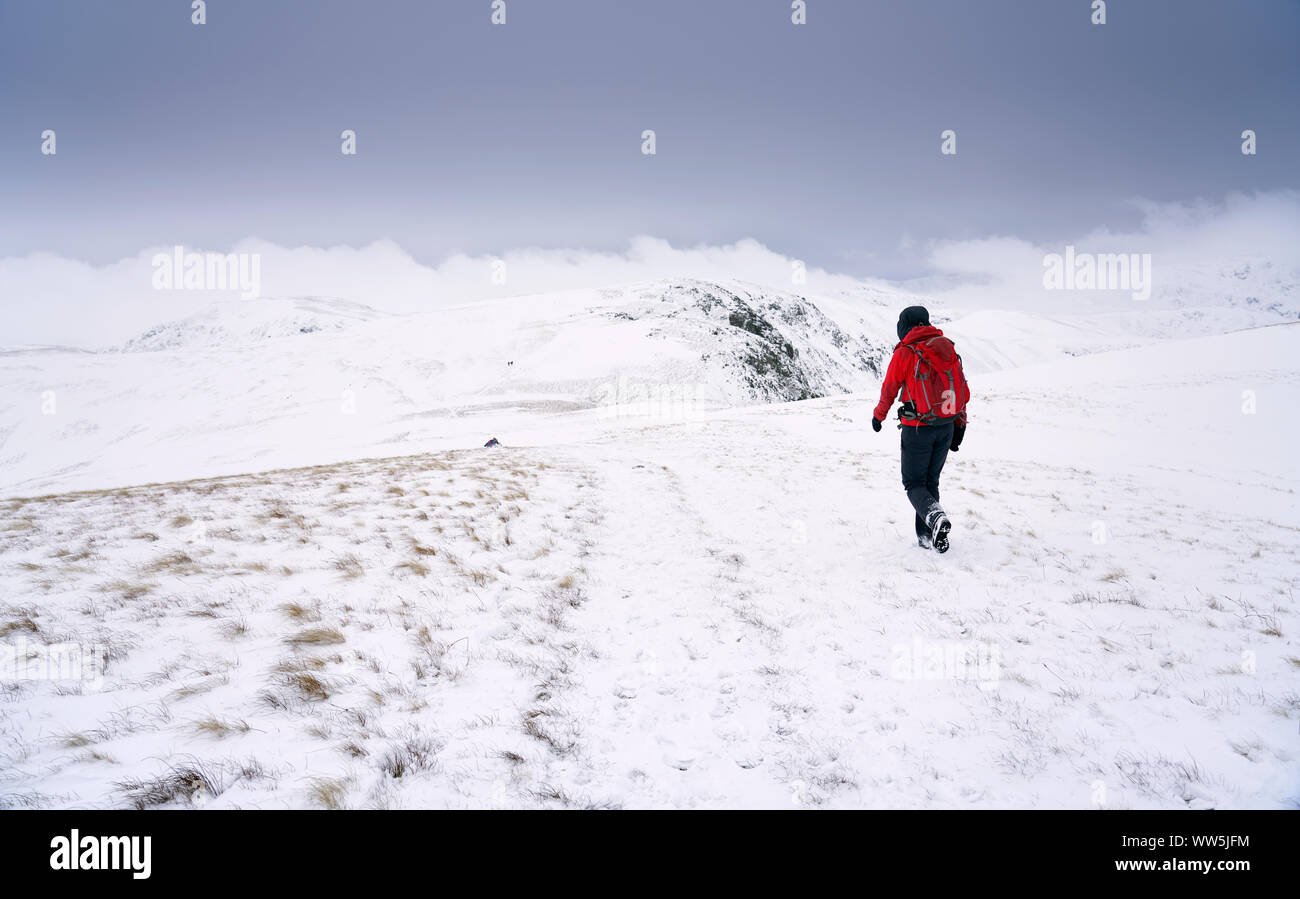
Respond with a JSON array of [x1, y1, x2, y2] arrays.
[[308, 776, 351, 809], [193, 716, 251, 739], [333, 553, 364, 579], [97, 579, 156, 600], [0, 614, 40, 638], [284, 627, 346, 647], [145, 550, 201, 575], [281, 602, 320, 621]]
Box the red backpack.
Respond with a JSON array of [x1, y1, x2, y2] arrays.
[[900, 336, 969, 424]]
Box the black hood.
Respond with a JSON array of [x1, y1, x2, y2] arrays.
[[896, 305, 931, 342]]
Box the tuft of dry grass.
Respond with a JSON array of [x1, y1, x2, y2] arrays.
[[281, 601, 320, 622], [260, 670, 331, 707], [521, 708, 578, 756], [264, 499, 292, 519], [117, 767, 214, 809], [76, 749, 120, 765], [274, 656, 326, 673], [219, 615, 250, 640], [284, 627, 346, 647], [378, 737, 441, 779], [97, 579, 156, 600], [333, 553, 364, 579], [308, 776, 352, 809], [115, 759, 268, 810], [284, 673, 330, 702], [168, 675, 229, 702], [145, 550, 201, 575], [0, 614, 40, 638], [193, 716, 251, 739]]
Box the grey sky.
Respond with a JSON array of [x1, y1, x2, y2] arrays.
[[1, 0, 1296, 279]]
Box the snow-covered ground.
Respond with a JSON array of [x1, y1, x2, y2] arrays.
[[0, 283, 1297, 809], [0, 281, 896, 497]]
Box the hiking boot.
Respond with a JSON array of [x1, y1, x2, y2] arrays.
[[926, 509, 952, 554]]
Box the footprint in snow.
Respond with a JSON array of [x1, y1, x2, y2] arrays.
[[663, 751, 695, 771]]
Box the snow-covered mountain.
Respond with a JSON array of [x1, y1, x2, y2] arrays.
[[1156, 257, 1299, 319], [5, 274, 1300, 497], [591, 279, 893, 401], [0, 279, 897, 496], [117, 296, 389, 352]]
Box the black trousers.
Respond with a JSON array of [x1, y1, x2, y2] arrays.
[[900, 421, 954, 540]]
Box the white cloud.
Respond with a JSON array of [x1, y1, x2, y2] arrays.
[[0, 236, 879, 348], [923, 191, 1300, 309], [2, 191, 1297, 348]]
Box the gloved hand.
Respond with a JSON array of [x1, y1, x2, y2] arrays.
[[871, 418, 882, 433], [950, 423, 965, 452]]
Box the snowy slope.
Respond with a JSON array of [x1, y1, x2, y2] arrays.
[[117, 296, 389, 352], [5, 275, 1284, 498], [1154, 257, 1298, 319], [0, 280, 891, 497], [1, 321, 1297, 809]]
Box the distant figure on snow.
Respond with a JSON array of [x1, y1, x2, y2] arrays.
[[483, 437, 501, 448], [871, 306, 970, 553]]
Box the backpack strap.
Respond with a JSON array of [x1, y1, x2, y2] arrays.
[[909, 341, 934, 412]]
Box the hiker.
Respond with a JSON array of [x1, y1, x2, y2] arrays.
[[871, 305, 970, 553]]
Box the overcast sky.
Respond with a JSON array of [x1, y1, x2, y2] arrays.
[[1, 0, 1296, 281]]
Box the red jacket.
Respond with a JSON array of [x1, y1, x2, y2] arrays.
[[873, 325, 969, 427]]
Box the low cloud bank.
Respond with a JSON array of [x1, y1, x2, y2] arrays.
[[3, 191, 1296, 348], [922, 191, 1300, 310]]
